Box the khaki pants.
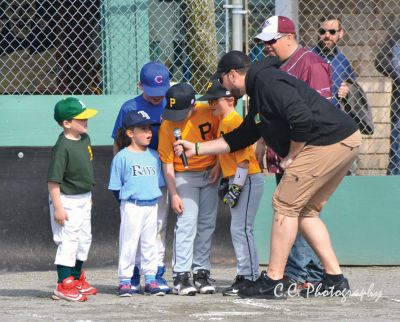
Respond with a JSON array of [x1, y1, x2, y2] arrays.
[[272, 131, 361, 217]]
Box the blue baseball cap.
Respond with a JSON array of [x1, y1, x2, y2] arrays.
[[122, 110, 160, 129], [140, 62, 170, 97]]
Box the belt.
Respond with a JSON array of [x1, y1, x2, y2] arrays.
[[127, 197, 158, 206]]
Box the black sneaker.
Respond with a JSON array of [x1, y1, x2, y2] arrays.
[[237, 271, 287, 300], [300, 276, 351, 298], [222, 275, 252, 296], [193, 269, 216, 294], [172, 272, 197, 296]]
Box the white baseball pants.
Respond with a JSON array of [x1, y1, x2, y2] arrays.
[[50, 192, 92, 267]]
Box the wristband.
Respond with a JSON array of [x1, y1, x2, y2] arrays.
[[195, 142, 200, 156], [232, 167, 248, 186]]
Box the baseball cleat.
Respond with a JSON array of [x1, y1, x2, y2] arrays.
[[193, 269, 216, 294], [172, 272, 197, 296], [222, 275, 252, 296], [53, 276, 88, 302], [76, 271, 97, 295]]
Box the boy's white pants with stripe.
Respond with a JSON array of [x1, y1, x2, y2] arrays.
[[49, 192, 92, 267], [118, 201, 158, 280]]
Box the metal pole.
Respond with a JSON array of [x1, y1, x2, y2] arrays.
[[225, 0, 230, 52], [231, 0, 243, 51]]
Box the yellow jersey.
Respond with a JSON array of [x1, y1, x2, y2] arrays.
[[158, 103, 219, 172], [218, 111, 261, 178]]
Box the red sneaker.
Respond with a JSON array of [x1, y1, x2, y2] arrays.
[[53, 276, 88, 302], [76, 271, 98, 295]]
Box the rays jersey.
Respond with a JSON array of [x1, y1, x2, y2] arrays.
[[109, 147, 162, 201]]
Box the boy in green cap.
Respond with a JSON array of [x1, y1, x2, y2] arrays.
[[48, 97, 98, 302]]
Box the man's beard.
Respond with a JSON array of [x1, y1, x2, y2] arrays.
[[229, 87, 244, 99], [318, 40, 336, 56]]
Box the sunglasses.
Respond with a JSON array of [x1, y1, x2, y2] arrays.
[[318, 28, 340, 35], [263, 34, 285, 46]]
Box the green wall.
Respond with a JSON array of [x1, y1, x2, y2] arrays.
[[2, 95, 400, 265], [1, 95, 126, 147], [255, 176, 400, 265]]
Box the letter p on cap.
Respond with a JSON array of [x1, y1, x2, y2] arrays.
[[170, 98, 176, 107]]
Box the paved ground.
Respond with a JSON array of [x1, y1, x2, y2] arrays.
[[0, 266, 399, 321]]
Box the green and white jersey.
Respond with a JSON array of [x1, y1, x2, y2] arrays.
[[47, 133, 95, 195]]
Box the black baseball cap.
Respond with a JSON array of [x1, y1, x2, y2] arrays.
[[198, 80, 233, 101], [213, 50, 251, 78], [122, 110, 160, 129], [162, 83, 196, 121]]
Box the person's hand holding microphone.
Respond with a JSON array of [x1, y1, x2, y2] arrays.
[[173, 128, 189, 169]]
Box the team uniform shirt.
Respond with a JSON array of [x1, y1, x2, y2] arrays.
[[280, 46, 332, 101], [47, 133, 95, 195], [158, 102, 219, 172], [111, 94, 165, 150], [313, 45, 356, 108], [223, 57, 358, 157], [108, 147, 162, 201], [217, 111, 261, 178]]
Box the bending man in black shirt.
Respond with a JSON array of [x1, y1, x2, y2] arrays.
[[174, 51, 361, 300]]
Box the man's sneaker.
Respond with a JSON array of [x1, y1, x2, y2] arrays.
[[156, 266, 171, 293], [193, 269, 216, 294], [53, 276, 88, 302], [283, 276, 318, 296], [238, 271, 287, 300], [118, 284, 135, 297], [222, 275, 252, 296], [145, 280, 167, 296], [76, 271, 97, 295], [172, 272, 197, 296], [300, 276, 351, 298]]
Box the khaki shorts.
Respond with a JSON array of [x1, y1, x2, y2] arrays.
[[272, 131, 362, 217]]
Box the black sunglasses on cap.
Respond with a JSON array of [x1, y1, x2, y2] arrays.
[[318, 28, 340, 35]]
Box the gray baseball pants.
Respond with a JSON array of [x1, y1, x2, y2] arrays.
[[229, 173, 264, 281], [172, 169, 218, 275]]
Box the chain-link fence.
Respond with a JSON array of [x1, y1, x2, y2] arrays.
[[1, 0, 400, 175]]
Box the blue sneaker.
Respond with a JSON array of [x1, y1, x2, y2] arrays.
[[118, 284, 135, 297], [145, 280, 167, 296], [131, 266, 140, 293], [156, 266, 171, 294]]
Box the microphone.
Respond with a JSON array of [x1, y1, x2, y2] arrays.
[[173, 128, 189, 169]]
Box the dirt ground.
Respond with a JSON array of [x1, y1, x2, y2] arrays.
[[0, 265, 399, 321]]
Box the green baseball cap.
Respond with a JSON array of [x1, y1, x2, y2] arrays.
[[54, 97, 98, 122]]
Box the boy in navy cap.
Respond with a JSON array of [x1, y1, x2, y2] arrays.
[[111, 62, 171, 293]]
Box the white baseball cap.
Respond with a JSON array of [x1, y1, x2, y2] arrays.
[[254, 16, 296, 42]]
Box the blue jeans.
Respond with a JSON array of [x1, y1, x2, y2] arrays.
[[284, 233, 324, 283]]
